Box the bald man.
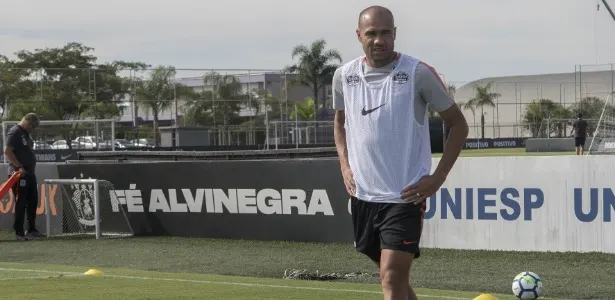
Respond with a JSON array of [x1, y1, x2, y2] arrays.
[[333, 6, 468, 300], [4, 113, 46, 241]]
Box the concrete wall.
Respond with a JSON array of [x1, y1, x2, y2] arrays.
[[525, 138, 590, 152]]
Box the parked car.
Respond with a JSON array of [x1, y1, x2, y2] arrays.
[[33, 141, 52, 150], [113, 139, 133, 149], [51, 139, 80, 150], [130, 138, 155, 148], [74, 136, 112, 150]]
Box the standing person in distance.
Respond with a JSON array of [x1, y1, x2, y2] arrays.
[[571, 113, 588, 155], [332, 6, 468, 300], [3, 113, 46, 241]]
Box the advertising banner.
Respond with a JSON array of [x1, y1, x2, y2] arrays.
[[0, 164, 60, 231], [422, 156, 614, 253], [57, 160, 353, 242], [462, 138, 526, 150], [55, 156, 615, 253]]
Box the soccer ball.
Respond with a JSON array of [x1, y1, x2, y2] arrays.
[[511, 271, 543, 299]]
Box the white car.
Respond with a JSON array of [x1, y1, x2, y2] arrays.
[[33, 141, 52, 150], [51, 140, 80, 150], [131, 138, 155, 148], [74, 136, 112, 150]]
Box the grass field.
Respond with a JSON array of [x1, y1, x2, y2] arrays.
[[0, 148, 610, 299], [0, 233, 612, 299]]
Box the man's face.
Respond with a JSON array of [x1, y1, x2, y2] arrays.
[[356, 13, 396, 63], [25, 121, 39, 132]]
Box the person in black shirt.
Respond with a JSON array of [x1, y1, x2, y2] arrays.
[[3, 113, 45, 241], [571, 113, 588, 155]]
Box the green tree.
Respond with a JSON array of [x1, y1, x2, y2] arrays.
[[466, 82, 501, 139], [134, 65, 182, 146], [108, 61, 150, 125], [205, 71, 246, 128], [457, 100, 476, 137], [183, 71, 245, 127], [0, 56, 27, 118], [523, 99, 571, 138], [286, 39, 342, 110], [4, 43, 148, 146], [569, 96, 607, 120], [235, 88, 283, 125], [10, 44, 149, 120], [447, 83, 457, 98], [286, 39, 342, 142], [290, 97, 316, 121], [183, 71, 251, 145], [182, 89, 215, 127], [254, 89, 283, 120]]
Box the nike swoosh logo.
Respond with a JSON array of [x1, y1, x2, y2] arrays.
[[361, 104, 386, 116], [61, 154, 72, 160]]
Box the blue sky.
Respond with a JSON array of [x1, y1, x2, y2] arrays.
[[1, 0, 614, 85]]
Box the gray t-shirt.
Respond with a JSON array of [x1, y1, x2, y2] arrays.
[[332, 58, 454, 125], [5, 125, 36, 175]]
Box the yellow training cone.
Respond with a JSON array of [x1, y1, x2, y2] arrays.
[[473, 294, 499, 300], [83, 268, 103, 276]]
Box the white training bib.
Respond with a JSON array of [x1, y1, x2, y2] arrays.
[[341, 54, 432, 203]]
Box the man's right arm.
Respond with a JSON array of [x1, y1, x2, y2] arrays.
[[4, 131, 22, 169], [332, 67, 350, 170]]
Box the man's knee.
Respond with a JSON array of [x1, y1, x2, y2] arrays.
[[380, 268, 408, 290], [379, 249, 414, 288]]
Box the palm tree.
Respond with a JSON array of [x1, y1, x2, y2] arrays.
[[203, 71, 245, 126], [457, 100, 477, 137], [286, 39, 342, 142], [447, 83, 457, 99], [286, 39, 342, 109], [134, 65, 177, 146], [466, 82, 501, 139], [183, 72, 246, 130], [290, 97, 316, 121]]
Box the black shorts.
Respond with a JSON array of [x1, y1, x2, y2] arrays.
[[575, 137, 586, 147], [350, 196, 426, 263]]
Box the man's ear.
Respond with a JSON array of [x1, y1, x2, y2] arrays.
[[356, 29, 361, 42], [393, 27, 397, 40]]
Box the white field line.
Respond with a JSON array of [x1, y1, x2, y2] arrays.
[[0, 274, 81, 281], [0, 267, 574, 300], [0, 267, 468, 300]]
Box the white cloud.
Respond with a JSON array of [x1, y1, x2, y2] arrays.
[[1, 0, 614, 82]]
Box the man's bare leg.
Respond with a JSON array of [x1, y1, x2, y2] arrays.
[[378, 249, 418, 300], [375, 263, 417, 300]]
